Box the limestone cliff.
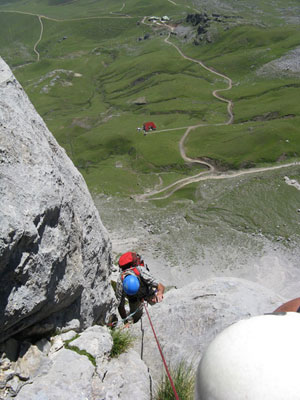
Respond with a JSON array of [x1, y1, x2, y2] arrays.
[[0, 58, 116, 343]]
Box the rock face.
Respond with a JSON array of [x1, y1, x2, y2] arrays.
[[93, 348, 151, 399], [130, 277, 285, 385], [17, 348, 95, 400], [0, 326, 151, 399], [0, 57, 116, 343]]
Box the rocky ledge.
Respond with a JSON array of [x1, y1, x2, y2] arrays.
[[0, 326, 151, 399]]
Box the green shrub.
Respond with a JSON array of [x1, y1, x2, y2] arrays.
[[155, 361, 195, 400], [110, 328, 134, 358]]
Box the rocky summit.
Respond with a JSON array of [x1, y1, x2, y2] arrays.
[[0, 57, 116, 343]]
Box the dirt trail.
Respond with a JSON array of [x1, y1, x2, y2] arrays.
[[164, 32, 233, 167], [135, 26, 234, 201], [33, 16, 43, 62], [135, 23, 299, 201], [0, 8, 132, 62], [3, 8, 299, 198], [167, 0, 200, 14], [139, 161, 300, 201]]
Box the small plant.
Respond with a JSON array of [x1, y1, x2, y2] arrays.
[[111, 279, 117, 293], [110, 328, 134, 358], [155, 361, 195, 400], [65, 344, 97, 366], [64, 335, 96, 366]]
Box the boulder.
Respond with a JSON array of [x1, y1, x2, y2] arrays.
[[0, 57, 116, 343], [15, 348, 95, 400], [130, 277, 285, 384], [132, 96, 147, 105], [14, 343, 51, 378]]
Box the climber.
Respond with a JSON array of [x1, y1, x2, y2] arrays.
[[273, 297, 300, 313], [116, 251, 165, 324]]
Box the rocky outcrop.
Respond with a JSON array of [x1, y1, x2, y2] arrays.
[[257, 46, 300, 77], [0, 57, 116, 343], [0, 326, 151, 399], [130, 277, 285, 385]]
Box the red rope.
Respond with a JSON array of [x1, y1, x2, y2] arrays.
[[143, 300, 180, 400]]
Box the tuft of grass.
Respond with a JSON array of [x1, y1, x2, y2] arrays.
[[63, 333, 80, 345], [110, 328, 134, 358], [155, 361, 195, 400], [65, 334, 96, 367], [64, 334, 96, 366], [65, 344, 97, 366]]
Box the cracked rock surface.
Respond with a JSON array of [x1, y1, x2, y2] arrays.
[[1, 327, 151, 400], [0, 57, 116, 342], [130, 277, 285, 385]]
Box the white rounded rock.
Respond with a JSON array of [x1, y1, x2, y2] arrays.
[[195, 313, 300, 400]]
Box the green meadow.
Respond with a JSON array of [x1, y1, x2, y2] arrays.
[[0, 0, 300, 198], [183, 23, 300, 170]]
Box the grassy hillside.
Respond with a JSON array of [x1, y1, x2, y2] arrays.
[[183, 23, 300, 169], [0, 0, 299, 198], [0, 0, 178, 18]]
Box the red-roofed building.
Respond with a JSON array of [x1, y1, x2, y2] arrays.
[[143, 122, 157, 131]]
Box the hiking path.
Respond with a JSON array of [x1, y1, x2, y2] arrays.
[[135, 18, 299, 201]]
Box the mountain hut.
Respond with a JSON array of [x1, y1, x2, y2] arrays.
[[143, 122, 157, 131]]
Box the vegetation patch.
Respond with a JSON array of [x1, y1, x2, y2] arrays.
[[110, 328, 134, 358], [155, 361, 195, 400], [0, 0, 299, 198], [64, 335, 96, 366]]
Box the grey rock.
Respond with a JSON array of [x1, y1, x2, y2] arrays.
[[0, 57, 117, 343], [0, 356, 30, 399], [35, 339, 51, 356], [60, 318, 81, 332], [257, 46, 300, 77], [15, 348, 95, 400], [132, 96, 147, 105], [48, 336, 64, 356], [70, 325, 113, 361], [4, 327, 150, 400], [7, 375, 21, 394], [93, 349, 151, 400], [130, 277, 285, 384], [15, 343, 50, 378], [59, 330, 78, 343]]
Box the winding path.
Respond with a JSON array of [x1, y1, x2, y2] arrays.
[[135, 20, 299, 201], [2, 7, 299, 199], [33, 16, 43, 62], [0, 9, 132, 62]]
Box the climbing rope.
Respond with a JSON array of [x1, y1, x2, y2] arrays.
[[109, 297, 179, 398], [108, 303, 145, 328], [143, 300, 180, 400]]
